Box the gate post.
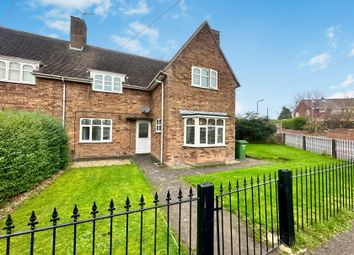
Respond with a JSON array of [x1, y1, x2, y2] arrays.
[[278, 170, 295, 246], [302, 136, 306, 151], [197, 183, 214, 255], [332, 139, 337, 158]]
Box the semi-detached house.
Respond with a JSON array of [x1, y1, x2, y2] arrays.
[[0, 17, 240, 166]]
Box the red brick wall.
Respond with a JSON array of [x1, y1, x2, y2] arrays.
[[162, 24, 237, 165]]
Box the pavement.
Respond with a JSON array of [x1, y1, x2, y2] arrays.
[[134, 155, 271, 254]]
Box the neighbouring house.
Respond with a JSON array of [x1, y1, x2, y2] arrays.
[[0, 17, 239, 166], [294, 98, 354, 122]]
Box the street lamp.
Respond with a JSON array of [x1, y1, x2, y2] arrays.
[[257, 99, 264, 116]]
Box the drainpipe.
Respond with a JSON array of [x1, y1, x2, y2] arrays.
[[155, 80, 164, 164], [61, 77, 66, 126]]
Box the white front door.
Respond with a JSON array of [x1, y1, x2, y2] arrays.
[[136, 120, 151, 154]]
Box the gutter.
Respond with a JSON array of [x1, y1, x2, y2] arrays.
[[155, 79, 165, 164], [34, 72, 92, 84]]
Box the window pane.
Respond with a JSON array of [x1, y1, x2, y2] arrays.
[[192, 68, 200, 74], [23, 65, 34, 83], [0, 61, 5, 79], [199, 118, 207, 125], [201, 69, 209, 76], [81, 126, 90, 140], [217, 119, 224, 126], [208, 119, 216, 125], [113, 77, 121, 92], [201, 76, 208, 87], [102, 120, 111, 125], [139, 123, 149, 138], [104, 75, 112, 91], [186, 126, 195, 144], [186, 118, 195, 125], [81, 119, 91, 125], [210, 77, 217, 88], [9, 62, 20, 81], [94, 75, 103, 90], [210, 70, 217, 78], [193, 74, 200, 85], [200, 127, 206, 144], [208, 127, 216, 144], [92, 119, 101, 125], [9, 62, 20, 70], [217, 128, 223, 143], [23, 65, 33, 72], [103, 127, 111, 140], [92, 126, 101, 141]]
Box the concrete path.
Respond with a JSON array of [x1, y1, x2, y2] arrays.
[[134, 155, 270, 254], [314, 221, 354, 255]]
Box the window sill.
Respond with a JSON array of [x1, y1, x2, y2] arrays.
[[183, 144, 226, 148], [79, 141, 113, 144], [0, 79, 36, 85], [191, 84, 218, 91], [92, 89, 123, 94], [156, 131, 161, 133]]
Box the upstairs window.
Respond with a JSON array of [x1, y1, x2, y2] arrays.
[[80, 118, 112, 143], [91, 70, 124, 93], [156, 118, 162, 133], [192, 66, 218, 89], [0, 58, 37, 84]]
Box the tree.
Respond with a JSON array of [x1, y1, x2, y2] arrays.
[[278, 106, 292, 120]]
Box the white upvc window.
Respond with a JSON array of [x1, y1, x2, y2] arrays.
[[80, 118, 112, 143], [192, 66, 218, 89], [0, 57, 38, 85], [90, 70, 125, 94], [156, 118, 162, 133], [183, 117, 226, 147]]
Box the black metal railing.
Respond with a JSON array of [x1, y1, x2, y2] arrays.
[[292, 161, 354, 232], [215, 174, 279, 255], [0, 188, 197, 255]]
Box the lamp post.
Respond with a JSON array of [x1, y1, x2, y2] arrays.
[[257, 99, 264, 116]]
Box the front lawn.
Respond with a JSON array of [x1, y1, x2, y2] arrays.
[[0, 163, 180, 254], [184, 144, 354, 251]]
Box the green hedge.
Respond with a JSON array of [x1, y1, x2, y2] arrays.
[[0, 110, 70, 204], [236, 114, 277, 142], [282, 116, 307, 130]]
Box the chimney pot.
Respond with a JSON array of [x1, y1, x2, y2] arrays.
[[70, 16, 87, 50]]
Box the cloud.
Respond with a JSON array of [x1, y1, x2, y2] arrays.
[[43, 33, 59, 39], [128, 21, 159, 42], [111, 35, 148, 55], [328, 90, 354, 99], [172, 0, 188, 19], [326, 25, 340, 49], [119, 0, 150, 16], [330, 74, 354, 90], [349, 47, 354, 58], [304, 52, 331, 70], [30, 0, 112, 33]]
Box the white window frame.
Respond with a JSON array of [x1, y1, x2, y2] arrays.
[[80, 118, 113, 143], [156, 118, 162, 133], [191, 66, 218, 90], [90, 69, 125, 94], [0, 56, 38, 85], [183, 116, 226, 147]]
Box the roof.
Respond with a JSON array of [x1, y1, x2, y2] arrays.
[[0, 26, 167, 88], [298, 98, 354, 110]]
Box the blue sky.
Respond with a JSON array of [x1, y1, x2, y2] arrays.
[[1, 0, 354, 118]]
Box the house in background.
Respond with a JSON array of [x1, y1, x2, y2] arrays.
[[0, 17, 239, 166], [294, 98, 354, 122]]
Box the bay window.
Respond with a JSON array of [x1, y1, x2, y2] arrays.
[[184, 117, 225, 147], [0, 57, 37, 84], [80, 118, 112, 143], [192, 66, 218, 89]]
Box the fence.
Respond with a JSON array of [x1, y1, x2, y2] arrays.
[[283, 133, 354, 160], [1, 162, 353, 254]]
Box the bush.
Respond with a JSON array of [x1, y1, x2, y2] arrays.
[[282, 116, 307, 130], [0, 110, 70, 204], [236, 112, 277, 142]]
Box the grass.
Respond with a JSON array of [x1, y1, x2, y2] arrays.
[[184, 144, 354, 251], [0, 163, 183, 254]]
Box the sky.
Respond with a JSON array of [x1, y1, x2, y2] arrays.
[[1, 0, 354, 119]]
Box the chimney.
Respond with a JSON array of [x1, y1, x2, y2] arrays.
[[70, 16, 87, 50], [211, 29, 220, 46]]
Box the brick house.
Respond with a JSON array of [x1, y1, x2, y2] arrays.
[[0, 17, 239, 166]]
